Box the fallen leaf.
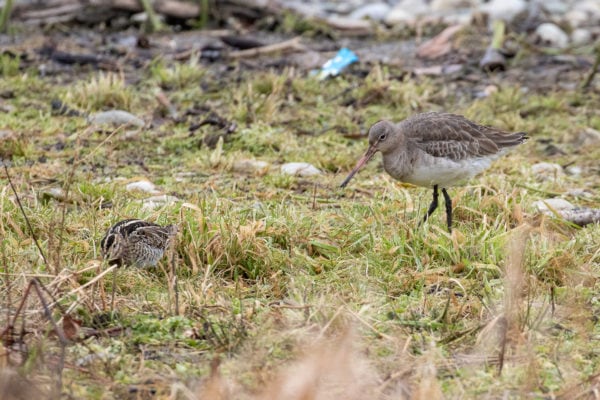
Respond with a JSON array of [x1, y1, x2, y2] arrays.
[[416, 24, 464, 59]]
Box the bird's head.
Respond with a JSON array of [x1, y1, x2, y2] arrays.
[[340, 120, 399, 188], [367, 120, 401, 155], [100, 233, 124, 266]]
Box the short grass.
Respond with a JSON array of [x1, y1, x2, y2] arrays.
[[1, 39, 600, 399]]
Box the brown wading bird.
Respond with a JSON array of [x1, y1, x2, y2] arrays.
[[101, 219, 177, 267], [340, 112, 528, 232]]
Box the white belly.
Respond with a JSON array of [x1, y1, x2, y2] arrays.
[[401, 156, 494, 188]]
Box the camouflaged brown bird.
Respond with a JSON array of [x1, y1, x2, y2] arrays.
[[100, 219, 177, 267], [341, 112, 528, 231]]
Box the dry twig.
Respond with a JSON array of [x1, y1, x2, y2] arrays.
[[227, 37, 305, 59]]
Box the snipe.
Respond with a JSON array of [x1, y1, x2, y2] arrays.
[[100, 219, 177, 267]]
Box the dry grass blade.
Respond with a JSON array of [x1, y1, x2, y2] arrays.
[[259, 330, 380, 400], [412, 344, 443, 400], [193, 357, 230, 400], [0, 368, 48, 400], [49, 264, 118, 309], [1, 279, 68, 396], [3, 164, 49, 268], [504, 225, 531, 334]]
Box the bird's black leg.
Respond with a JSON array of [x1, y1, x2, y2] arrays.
[[422, 185, 439, 224], [441, 188, 452, 232]]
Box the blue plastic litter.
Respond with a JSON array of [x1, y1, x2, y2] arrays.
[[314, 48, 359, 80]]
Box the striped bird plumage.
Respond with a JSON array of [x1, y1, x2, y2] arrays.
[[100, 219, 177, 267]]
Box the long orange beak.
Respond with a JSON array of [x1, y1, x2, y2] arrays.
[[340, 145, 378, 188]]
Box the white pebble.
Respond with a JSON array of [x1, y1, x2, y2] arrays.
[[565, 188, 592, 198], [233, 159, 271, 174], [326, 16, 372, 32], [571, 29, 592, 45], [431, 0, 471, 11], [480, 0, 527, 23], [88, 110, 145, 128], [535, 23, 569, 48], [280, 162, 322, 177], [349, 3, 391, 21], [576, 0, 600, 20], [574, 128, 600, 147], [565, 165, 582, 177], [565, 9, 588, 28], [385, 8, 416, 25], [395, 0, 430, 15], [0, 129, 15, 141], [533, 198, 575, 213], [126, 180, 160, 194], [41, 187, 66, 201], [531, 162, 564, 181]]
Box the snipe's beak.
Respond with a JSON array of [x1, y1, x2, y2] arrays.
[[340, 145, 378, 188]]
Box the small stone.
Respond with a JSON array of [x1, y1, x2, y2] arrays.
[[484, 85, 499, 96], [349, 3, 391, 21], [571, 29, 592, 45], [233, 159, 270, 174], [531, 162, 564, 181], [280, 162, 321, 177], [0, 129, 16, 141], [431, 0, 472, 11], [174, 172, 197, 182], [289, 51, 325, 71], [284, 1, 325, 18], [126, 180, 160, 194], [565, 188, 592, 198], [576, 0, 600, 21], [533, 198, 575, 213], [115, 35, 139, 48], [395, 0, 430, 15], [540, 0, 568, 14], [565, 9, 588, 28], [124, 130, 141, 140], [573, 128, 600, 147], [413, 64, 463, 76], [88, 110, 145, 128], [535, 23, 569, 48], [40, 187, 67, 202], [326, 16, 372, 32], [442, 10, 473, 25], [0, 103, 15, 113], [479, 47, 506, 72], [385, 8, 416, 25], [565, 165, 582, 177], [534, 201, 600, 226], [131, 12, 148, 23], [480, 0, 527, 22]]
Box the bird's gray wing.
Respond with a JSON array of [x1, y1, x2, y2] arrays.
[[405, 112, 523, 160]]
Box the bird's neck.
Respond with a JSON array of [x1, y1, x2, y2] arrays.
[[382, 147, 411, 178]]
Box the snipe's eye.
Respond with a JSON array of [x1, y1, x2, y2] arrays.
[[379, 134, 387, 141]]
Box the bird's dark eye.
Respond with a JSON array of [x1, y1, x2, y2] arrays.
[[379, 134, 387, 141]]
